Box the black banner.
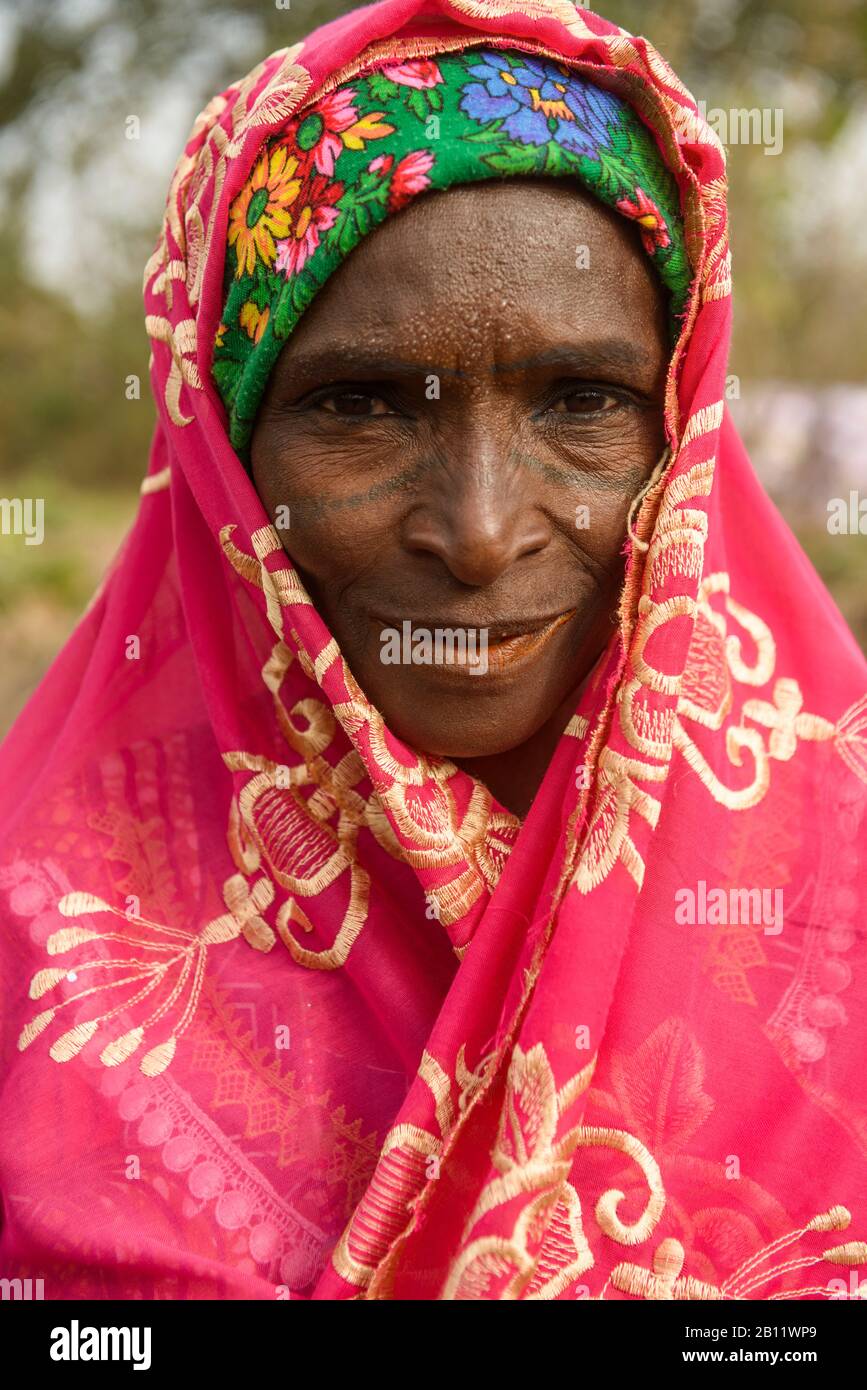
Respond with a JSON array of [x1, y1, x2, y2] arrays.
[[2, 1294, 862, 1376]]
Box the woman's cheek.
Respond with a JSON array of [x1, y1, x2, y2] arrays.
[[274, 515, 341, 583], [272, 501, 386, 594]]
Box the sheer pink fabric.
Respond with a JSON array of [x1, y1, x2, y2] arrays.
[[1, 0, 866, 1301]]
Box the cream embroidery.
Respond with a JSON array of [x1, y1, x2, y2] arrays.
[[17, 880, 272, 1076], [218, 526, 520, 967], [145, 45, 311, 426]]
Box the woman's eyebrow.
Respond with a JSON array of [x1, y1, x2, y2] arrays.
[[280, 350, 468, 381], [280, 339, 647, 387], [490, 341, 647, 374]]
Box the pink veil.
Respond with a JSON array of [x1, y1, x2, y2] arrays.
[[1, 0, 866, 1301]]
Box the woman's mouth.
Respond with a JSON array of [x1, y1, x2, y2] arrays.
[[483, 610, 577, 672], [370, 609, 578, 679]]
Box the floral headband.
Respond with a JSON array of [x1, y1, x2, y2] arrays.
[[213, 47, 692, 454]]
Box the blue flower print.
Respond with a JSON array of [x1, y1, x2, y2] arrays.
[[459, 50, 622, 158]]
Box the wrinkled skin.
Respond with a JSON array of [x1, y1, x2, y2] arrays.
[[250, 178, 669, 816]]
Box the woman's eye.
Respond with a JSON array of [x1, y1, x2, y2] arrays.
[[318, 391, 393, 418], [551, 389, 621, 416]]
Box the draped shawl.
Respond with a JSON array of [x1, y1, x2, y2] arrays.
[[1, 0, 866, 1302]]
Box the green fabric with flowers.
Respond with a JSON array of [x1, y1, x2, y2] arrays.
[[213, 47, 691, 454]]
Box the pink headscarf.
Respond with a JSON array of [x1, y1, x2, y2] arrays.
[[1, 0, 866, 1301]]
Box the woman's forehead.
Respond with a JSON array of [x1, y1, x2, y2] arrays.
[[271, 181, 667, 356]]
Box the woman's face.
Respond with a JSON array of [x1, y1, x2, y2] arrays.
[[250, 177, 669, 759]]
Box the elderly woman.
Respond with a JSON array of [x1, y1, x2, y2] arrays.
[[1, 0, 865, 1303]]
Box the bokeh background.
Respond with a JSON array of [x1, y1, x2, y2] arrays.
[[1, 0, 866, 734]]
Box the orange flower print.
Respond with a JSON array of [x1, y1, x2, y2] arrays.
[[239, 303, 270, 344], [227, 144, 302, 277], [340, 109, 394, 151]]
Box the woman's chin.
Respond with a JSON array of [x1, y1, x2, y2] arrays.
[[373, 699, 554, 762], [343, 645, 590, 761]]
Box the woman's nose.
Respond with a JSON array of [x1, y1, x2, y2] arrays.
[[401, 438, 551, 587]]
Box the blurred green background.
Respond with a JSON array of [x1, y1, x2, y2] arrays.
[[1, 0, 866, 734]]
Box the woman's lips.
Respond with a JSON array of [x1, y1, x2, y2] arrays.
[[483, 609, 576, 672], [370, 609, 578, 679]]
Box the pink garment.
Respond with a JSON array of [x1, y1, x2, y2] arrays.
[[1, 0, 866, 1301]]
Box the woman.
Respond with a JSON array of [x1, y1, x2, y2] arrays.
[[1, 0, 865, 1302]]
